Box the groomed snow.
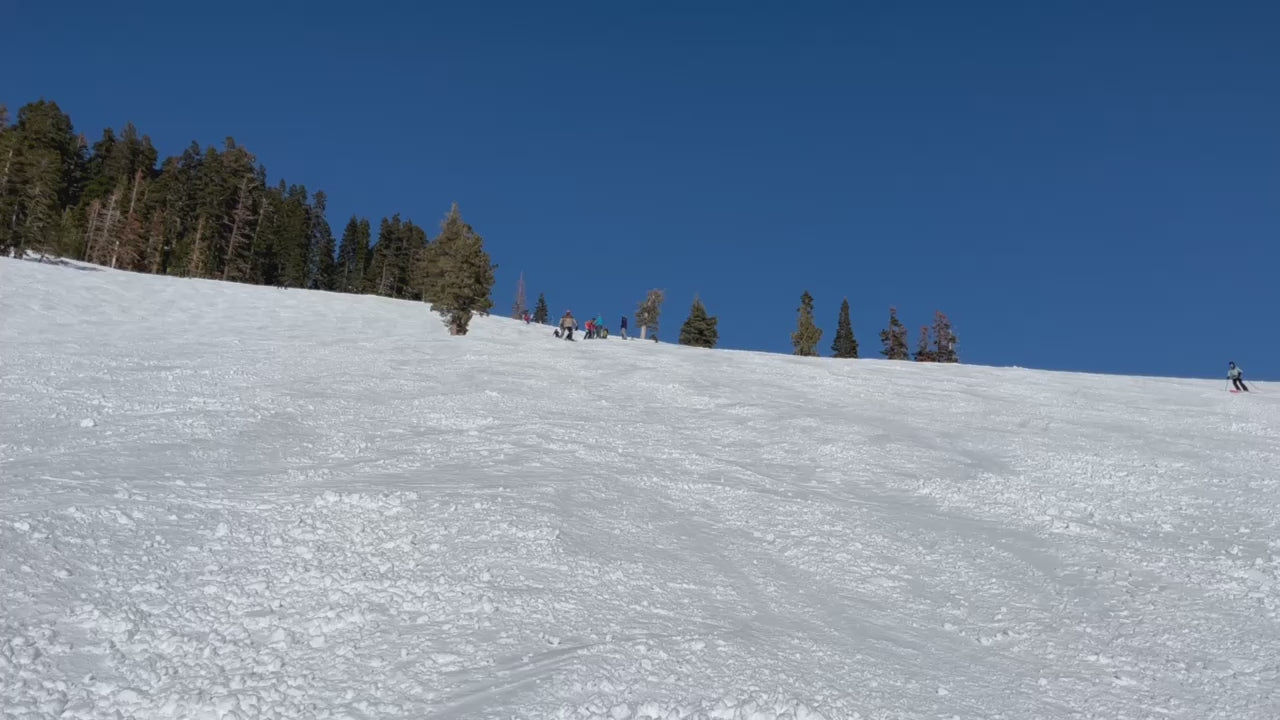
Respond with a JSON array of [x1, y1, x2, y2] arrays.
[[2, 257, 1278, 720]]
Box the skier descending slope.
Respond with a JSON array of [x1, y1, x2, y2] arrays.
[[1228, 361, 1249, 392]]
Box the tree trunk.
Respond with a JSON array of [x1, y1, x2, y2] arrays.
[[222, 177, 252, 281], [112, 171, 143, 269], [82, 198, 102, 261], [0, 147, 12, 195], [145, 210, 165, 274], [379, 262, 392, 296], [188, 215, 206, 277], [94, 189, 121, 266]]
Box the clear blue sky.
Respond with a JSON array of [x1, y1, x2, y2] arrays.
[[7, 0, 1278, 379]]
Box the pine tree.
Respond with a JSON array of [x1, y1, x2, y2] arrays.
[[365, 214, 410, 296], [111, 167, 148, 270], [914, 326, 935, 362], [78, 122, 158, 262], [307, 190, 337, 290], [335, 215, 371, 293], [2, 101, 86, 258], [18, 149, 65, 258], [879, 306, 910, 360], [511, 272, 527, 319], [143, 208, 166, 274], [532, 292, 549, 324], [636, 289, 664, 340], [273, 183, 313, 287], [791, 291, 822, 356], [0, 106, 15, 254], [0, 97, 515, 303], [403, 221, 431, 299], [421, 203, 496, 335], [831, 297, 858, 358], [931, 310, 959, 363], [678, 295, 719, 348], [222, 175, 257, 281]]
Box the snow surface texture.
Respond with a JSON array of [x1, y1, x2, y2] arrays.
[[2, 257, 1278, 720]]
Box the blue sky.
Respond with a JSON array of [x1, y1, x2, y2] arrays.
[[6, 0, 1278, 378]]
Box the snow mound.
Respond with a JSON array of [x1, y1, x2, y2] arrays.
[[2, 257, 1279, 718]]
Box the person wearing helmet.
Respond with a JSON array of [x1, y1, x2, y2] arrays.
[[1228, 362, 1249, 392]]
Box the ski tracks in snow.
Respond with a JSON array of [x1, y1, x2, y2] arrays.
[[3, 258, 1280, 718]]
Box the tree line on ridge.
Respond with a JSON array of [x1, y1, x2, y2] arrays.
[[2, 98, 958, 356]]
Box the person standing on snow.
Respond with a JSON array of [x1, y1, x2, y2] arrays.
[[559, 310, 577, 340], [1228, 362, 1249, 392], [620, 315, 628, 339]]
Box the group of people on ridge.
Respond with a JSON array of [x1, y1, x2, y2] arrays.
[[532, 312, 1256, 391], [549, 310, 630, 341]]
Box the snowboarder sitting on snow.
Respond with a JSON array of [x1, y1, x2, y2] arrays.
[[559, 311, 576, 340], [1228, 362, 1249, 392]]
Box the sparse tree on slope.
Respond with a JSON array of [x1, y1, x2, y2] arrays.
[[931, 310, 959, 362], [532, 292, 549, 324], [636, 289, 664, 340], [879, 306, 909, 360], [791, 291, 821, 356], [914, 325, 935, 362], [421, 203, 496, 335], [511, 272, 527, 319], [831, 297, 858, 359], [678, 295, 719, 348]]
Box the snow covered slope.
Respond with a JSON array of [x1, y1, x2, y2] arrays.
[[2, 257, 1278, 720]]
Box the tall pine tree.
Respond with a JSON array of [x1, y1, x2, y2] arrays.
[[914, 326, 935, 362], [421, 203, 496, 335], [365, 214, 413, 297], [931, 310, 959, 363], [791, 291, 821, 356], [511, 272, 527, 319], [636, 289, 664, 340], [335, 215, 371, 293], [879, 306, 910, 360], [221, 174, 259, 281], [0, 105, 15, 254], [678, 295, 719, 348], [307, 190, 337, 290], [831, 297, 858, 358], [532, 292, 549, 324], [1, 101, 87, 259]]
